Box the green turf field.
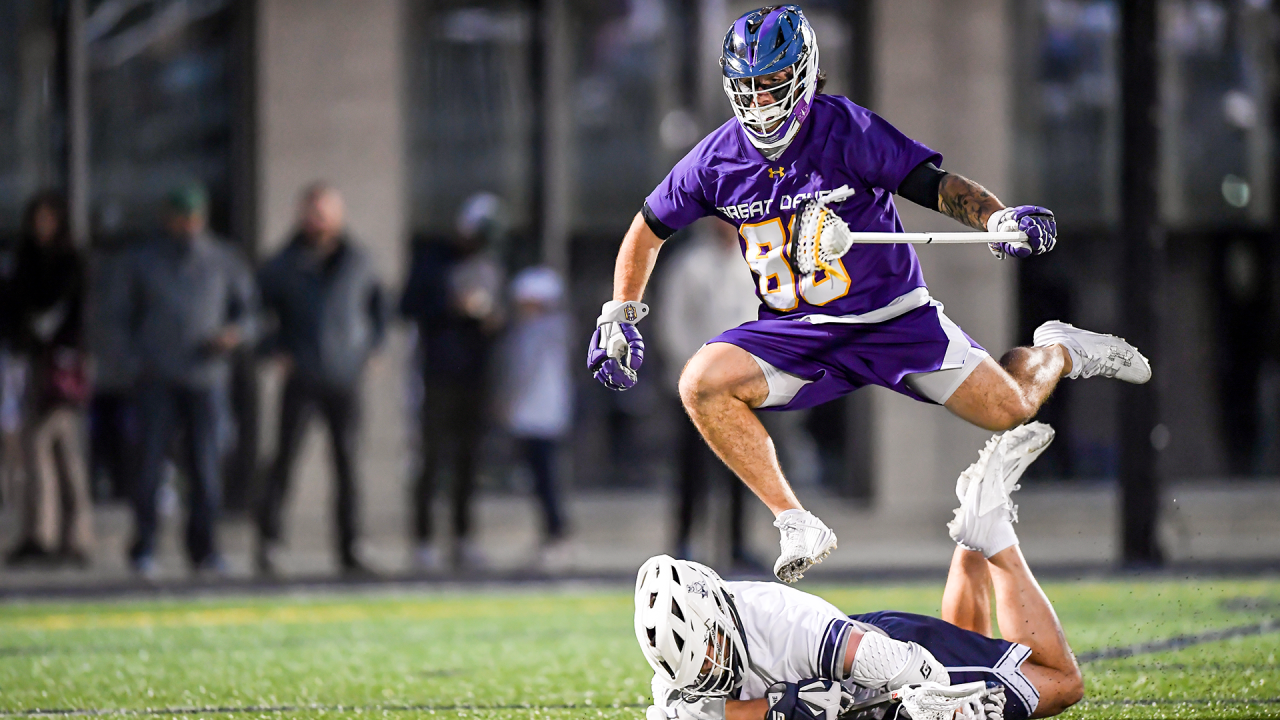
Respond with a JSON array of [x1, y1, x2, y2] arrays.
[[1, 578, 1276, 719]]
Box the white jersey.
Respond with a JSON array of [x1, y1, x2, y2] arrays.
[[651, 581, 886, 720]]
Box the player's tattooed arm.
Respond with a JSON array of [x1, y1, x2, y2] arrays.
[[937, 173, 1005, 231]]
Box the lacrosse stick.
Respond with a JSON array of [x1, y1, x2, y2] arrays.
[[845, 232, 1029, 247], [789, 186, 1030, 278], [838, 681, 1002, 720]]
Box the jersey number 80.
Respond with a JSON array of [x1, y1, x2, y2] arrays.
[[741, 217, 851, 311]]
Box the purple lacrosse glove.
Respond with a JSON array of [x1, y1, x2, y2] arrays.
[[986, 205, 1056, 259], [587, 301, 649, 391]]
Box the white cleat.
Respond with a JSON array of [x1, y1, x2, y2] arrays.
[[947, 422, 1055, 557], [772, 509, 837, 583], [1033, 320, 1151, 384]]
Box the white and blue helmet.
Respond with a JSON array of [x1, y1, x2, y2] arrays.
[[721, 5, 820, 154], [634, 555, 747, 698]]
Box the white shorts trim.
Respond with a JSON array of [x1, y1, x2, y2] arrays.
[[750, 353, 813, 409], [904, 345, 988, 404], [946, 642, 1040, 715], [902, 302, 989, 404], [799, 287, 932, 326]]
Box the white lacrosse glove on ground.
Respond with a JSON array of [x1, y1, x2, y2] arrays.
[[789, 186, 857, 277]]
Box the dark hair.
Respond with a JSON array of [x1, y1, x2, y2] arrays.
[[815, 69, 827, 95], [20, 190, 71, 250]]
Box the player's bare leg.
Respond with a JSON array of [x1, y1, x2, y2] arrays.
[[678, 342, 796, 514], [679, 342, 836, 582], [944, 347, 1070, 432], [948, 320, 1153, 432], [947, 423, 1082, 717], [941, 546, 993, 637], [988, 545, 1084, 717]]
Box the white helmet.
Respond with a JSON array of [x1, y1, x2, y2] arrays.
[[634, 555, 747, 697]]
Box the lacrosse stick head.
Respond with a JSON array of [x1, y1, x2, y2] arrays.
[[792, 188, 855, 278], [890, 682, 1000, 720]]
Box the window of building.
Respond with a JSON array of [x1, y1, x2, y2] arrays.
[[86, 0, 242, 240], [406, 1, 536, 240], [1014, 0, 1122, 228], [1159, 0, 1275, 229], [0, 0, 63, 236]]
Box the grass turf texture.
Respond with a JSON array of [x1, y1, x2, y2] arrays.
[[0, 579, 1276, 719]]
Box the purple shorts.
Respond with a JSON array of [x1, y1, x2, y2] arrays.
[[709, 302, 987, 411]]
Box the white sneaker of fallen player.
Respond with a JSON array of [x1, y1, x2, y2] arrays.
[[772, 509, 837, 583], [1033, 320, 1152, 384], [947, 423, 1055, 558]]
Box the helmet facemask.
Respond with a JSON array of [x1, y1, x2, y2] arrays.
[[684, 622, 744, 699]]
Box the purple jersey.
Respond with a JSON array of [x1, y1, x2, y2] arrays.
[[645, 95, 942, 319]]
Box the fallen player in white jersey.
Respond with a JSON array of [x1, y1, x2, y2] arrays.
[[635, 423, 1083, 720]]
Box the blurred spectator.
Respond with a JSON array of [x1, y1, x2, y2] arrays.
[[0, 233, 23, 510], [86, 233, 143, 504], [499, 267, 572, 568], [106, 184, 258, 577], [654, 218, 761, 569], [4, 192, 94, 567], [255, 183, 386, 577], [401, 192, 505, 571]]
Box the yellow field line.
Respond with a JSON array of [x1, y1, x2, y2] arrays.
[[1, 596, 629, 632]]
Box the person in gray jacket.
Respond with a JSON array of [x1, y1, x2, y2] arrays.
[[255, 183, 386, 576], [110, 184, 258, 576]]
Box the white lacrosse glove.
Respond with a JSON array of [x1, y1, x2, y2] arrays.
[[788, 186, 857, 277]]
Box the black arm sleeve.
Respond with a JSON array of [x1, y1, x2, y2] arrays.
[[641, 201, 677, 240], [896, 161, 948, 211]]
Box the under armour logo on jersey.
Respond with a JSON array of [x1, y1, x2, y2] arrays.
[[768, 166, 786, 179], [686, 580, 709, 598]]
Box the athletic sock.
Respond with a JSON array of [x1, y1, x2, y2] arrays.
[[1034, 336, 1082, 380], [981, 516, 1019, 558]]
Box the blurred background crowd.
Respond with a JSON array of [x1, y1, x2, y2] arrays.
[[0, 0, 1278, 585]]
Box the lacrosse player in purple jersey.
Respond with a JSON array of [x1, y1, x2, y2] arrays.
[[587, 5, 1151, 583]]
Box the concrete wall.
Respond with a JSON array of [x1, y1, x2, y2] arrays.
[[869, 0, 1017, 517], [255, 0, 409, 565]]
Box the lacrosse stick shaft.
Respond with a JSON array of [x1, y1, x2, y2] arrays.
[[838, 690, 896, 718], [847, 231, 1028, 246]]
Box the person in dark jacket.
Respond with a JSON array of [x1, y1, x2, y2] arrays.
[[107, 184, 258, 577], [256, 183, 386, 576], [401, 192, 505, 571], [4, 191, 94, 567]]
